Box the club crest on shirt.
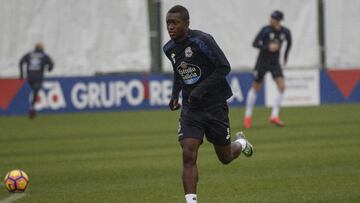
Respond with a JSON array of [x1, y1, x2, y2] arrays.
[[185, 46, 193, 58], [280, 33, 285, 40], [177, 61, 201, 85]]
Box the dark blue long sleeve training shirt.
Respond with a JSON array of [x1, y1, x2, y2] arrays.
[[253, 25, 292, 65], [19, 50, 54, 80], [163, 29, 233, 108]]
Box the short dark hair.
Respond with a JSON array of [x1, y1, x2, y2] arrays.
[[168, 5, 189, 21], [271, 10, 284, 21]]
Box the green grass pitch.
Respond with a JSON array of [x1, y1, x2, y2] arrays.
[[0, 104, 359, 203]]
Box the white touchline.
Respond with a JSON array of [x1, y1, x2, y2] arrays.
[[0, 193, 26, 203]]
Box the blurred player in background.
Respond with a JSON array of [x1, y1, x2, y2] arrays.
[[19, 42, 54, 119], [163, 5, 253, 203], [244, 10, 292, 128]]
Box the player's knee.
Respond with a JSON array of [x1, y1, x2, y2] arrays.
[[279, 85, 285, 93], [182, 148, 197, 166], [218, 156, 232, 165]]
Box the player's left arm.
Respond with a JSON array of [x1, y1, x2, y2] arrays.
[[190, 35, 231, 101], [45, 54, 54, 71], [284, 29, 292, 66]]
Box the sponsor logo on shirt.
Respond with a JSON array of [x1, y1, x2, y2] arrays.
[[177, 62, 201, 85]]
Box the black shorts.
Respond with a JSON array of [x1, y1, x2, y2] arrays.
[[178, 102, 231, 146], [253, 62, 283, 83], [28, 79, 42, 91]]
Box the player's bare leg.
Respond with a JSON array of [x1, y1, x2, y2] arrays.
[[214, 142, 242, 164], [28, 88, 39, 119], [180, 138, 202, 202], [31, 89, 39, 106], [214, 132, 253, 164], [244, 82, 261, 128], [270, 77, 285, 126]]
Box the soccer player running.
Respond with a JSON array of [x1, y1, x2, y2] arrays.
[[19, 42, 54, 119], [163, 5, 253, 203], [244, 10, 292, 128]]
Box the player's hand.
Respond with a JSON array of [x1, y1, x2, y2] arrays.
[[268, 42, 280, 52], [283, 60, 288, 68], [169, 98, 181, 111]]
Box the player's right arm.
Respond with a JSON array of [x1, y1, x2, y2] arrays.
[[19, 53, 29, 79], [252, 27, 268, 50], [163, 42, 182, 111], [169, 71, 182, 111], [171, 70, 182, 100]]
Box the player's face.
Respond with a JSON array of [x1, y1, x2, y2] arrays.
[[270, 17, 280, 28], [166, 12, 189, 41]]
